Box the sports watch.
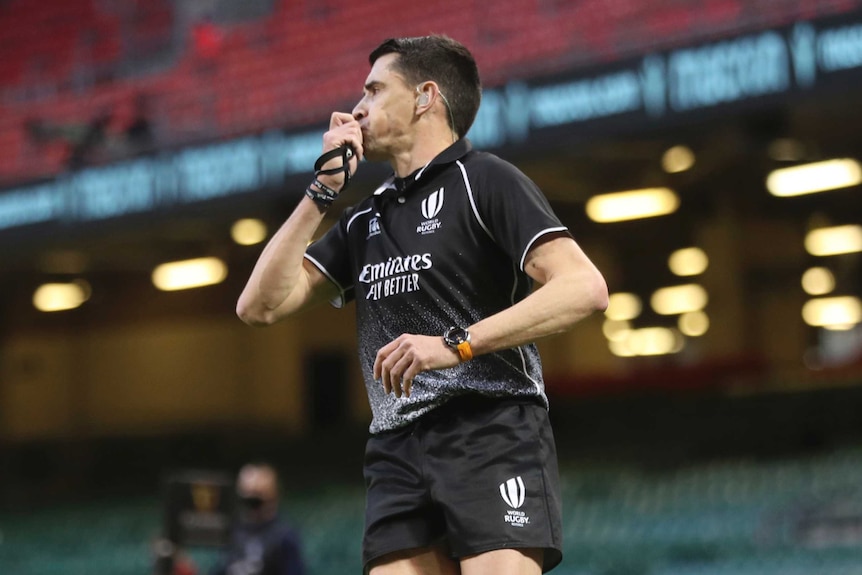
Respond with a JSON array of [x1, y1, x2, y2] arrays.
[[443, 326, 473, 362]]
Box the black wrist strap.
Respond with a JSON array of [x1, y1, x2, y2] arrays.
[[311, 178, 339, 197], [305, 185, 334, 212], [314, 145, 354, 190]]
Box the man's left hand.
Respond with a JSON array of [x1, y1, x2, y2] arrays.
[[373, 334, 460, 398]]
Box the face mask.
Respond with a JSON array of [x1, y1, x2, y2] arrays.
[[240, 496, 265, 510]]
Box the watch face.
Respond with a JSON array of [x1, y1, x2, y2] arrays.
[[445, 327, 469, 346]]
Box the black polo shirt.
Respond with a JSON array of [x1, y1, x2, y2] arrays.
[[305, 139, 570, 433]]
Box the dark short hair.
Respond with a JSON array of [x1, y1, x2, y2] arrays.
[[369, 35, 482, 139]]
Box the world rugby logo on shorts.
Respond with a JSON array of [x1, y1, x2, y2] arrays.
[[500, 476, 525, 509], [500, 476, 530, 527]]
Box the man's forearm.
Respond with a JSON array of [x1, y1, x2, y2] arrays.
[[237, 113, 362, 325], [466, 235, 608, 356], [468, 269, 608, 357], [236, 196, 328, 325]]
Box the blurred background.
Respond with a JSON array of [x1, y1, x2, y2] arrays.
[[1, 0, 862, 573]]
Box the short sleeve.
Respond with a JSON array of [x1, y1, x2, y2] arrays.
[[304, 209, 355, 308], [471, 155, 570, 271]]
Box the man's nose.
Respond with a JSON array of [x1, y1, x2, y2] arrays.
[[352, 103, 366, 121]]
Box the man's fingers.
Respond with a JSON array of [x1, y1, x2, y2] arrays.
[[375, 342, 400, 396], [373, 353, 382, 381], [388, 355, 415, 398], [377, 359, 392, 395], [344, 125, 364, 162], [376, 341, 415, 399], [385, 357, 406, 398], [330, 112, 356, 128], [375, 335, 439, 399], [382, 361, 401, 398], [374, 340, 398, 380], [401, 362, 423, 399], [323, 116, 364, 170]]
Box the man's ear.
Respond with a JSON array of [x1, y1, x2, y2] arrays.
[[415, 83, 433, 107]]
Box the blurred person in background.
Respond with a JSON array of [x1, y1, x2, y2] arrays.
[[210, 463, 305, 575], [24, 91, 155, 170], [151, 537, 198, 575], [191, 15, 223, 67], [122, 91, 156, 156], [25, 107, 113, 170], [237, 35, 608, 575]]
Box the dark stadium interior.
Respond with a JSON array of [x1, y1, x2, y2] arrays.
[[2, 1, 862, 575]]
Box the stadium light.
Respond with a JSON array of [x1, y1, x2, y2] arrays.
[[802, 296, 861, 329], [668, 247, 708, 276], [33, 280, 91, 312], [661, 145, 695, 173], [586, 188, 679, 223], [767, 159, 862, 196], [801, 267, 835, 296], [231, 218, 268, 246], [805, 225, 862, 256], [602, 318, 632, 342], [651, 284, 708, 315], [678, 311, 709, 336], [152, 257, 227, 291], [604, 292, 642, 321], [609, 327, 685, 357]]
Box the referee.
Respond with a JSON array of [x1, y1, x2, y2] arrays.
[[237, 35, 608, 575]]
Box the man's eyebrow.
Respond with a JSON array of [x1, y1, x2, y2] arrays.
[[364, 81, 383, 93]]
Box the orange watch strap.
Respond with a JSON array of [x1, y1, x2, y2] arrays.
[[456, 340, 473, 362]]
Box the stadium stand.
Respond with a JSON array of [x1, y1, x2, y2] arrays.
[[4, 2, 862, 575], [3, 0, 846, 186], [3, 449, 862, 575]]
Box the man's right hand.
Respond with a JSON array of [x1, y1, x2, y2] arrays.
[[318, 112, 364, 192]]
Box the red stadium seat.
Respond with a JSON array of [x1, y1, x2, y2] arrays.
[[0, 0, 628, 185]]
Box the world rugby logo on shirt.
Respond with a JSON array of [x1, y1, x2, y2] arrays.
[[421, 188, 444, 219], [417, 188, 444, 235]]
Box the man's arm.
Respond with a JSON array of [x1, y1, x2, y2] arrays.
[[470, 233, 608, 354], [236, 113, 363, 326], [235, 201, 336, 325], [373, 234, 608, 396]]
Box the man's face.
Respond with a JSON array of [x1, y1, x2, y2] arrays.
[[353, 53, 416, 161], [237, 467, 277, 522]]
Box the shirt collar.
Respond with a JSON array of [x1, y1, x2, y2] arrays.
[[373, 138, 472, 196]]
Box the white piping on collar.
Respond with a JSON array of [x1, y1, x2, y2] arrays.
[[372, 176, 396, 196], [415, 159, 432, 181]]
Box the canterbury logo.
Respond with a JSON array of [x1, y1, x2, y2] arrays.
[[421, 188, 444, 220], [499, 476, 525, 509]]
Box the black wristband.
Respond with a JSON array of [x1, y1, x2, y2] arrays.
[[305, 185, 334, 212], [311, 178, 340, 197]]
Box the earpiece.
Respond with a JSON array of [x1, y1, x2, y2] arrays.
[[417, 92, 430, 106]]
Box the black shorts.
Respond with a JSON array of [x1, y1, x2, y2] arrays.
[[362, 395, 563, 572]]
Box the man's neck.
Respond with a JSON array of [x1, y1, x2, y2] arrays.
[[390, 131, 457, 178]]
